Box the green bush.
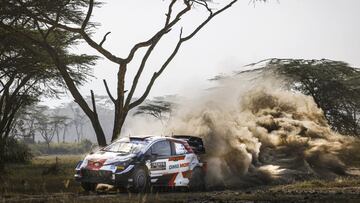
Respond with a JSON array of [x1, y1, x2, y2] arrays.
[[3, 137, 33, 163]]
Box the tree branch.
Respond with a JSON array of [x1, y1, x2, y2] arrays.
[[44, 4, 62, 39], [192, 0, 213, 14], [80, 30, 124, 64], [129, 29, 183, 110], [100, 31, 111, 47], [17, 4, 125, 64], [124, 34, 163, 109], [90, 90, 97, 114], [82, 0, 94, 30], [129, 0, 237, 109], [125, 0, 192, 62], [182, 0, 237, 41], [103, 79, 116, 104], [165, 0, 177, 26]]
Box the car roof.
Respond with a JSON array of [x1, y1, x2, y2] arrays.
[[130, 135, 187, 143], [113, 135, 187, 145]]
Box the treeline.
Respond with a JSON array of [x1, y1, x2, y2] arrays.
[[29, 139, 93, 156], [11, 96, 115, 145], [238, 58, 360, 137]]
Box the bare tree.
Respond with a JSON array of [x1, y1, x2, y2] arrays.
[[1, 0, 238, 145]]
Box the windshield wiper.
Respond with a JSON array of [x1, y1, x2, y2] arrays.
[[117, 151, 129, 154]]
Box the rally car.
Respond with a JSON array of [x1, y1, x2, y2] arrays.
[[74, 135, 206, 192]]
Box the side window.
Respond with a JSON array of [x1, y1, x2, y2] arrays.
[[174, 142, 187, 155], [151, 141, 171, 157]]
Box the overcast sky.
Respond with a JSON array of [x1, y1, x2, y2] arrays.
[[43, 0, 360, 106]]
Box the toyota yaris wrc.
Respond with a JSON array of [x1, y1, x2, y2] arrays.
[[74, 135, 206, 192]]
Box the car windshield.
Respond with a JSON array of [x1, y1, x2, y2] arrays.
[[102, 140, 147, 154]]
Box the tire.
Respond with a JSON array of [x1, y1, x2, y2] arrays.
[[131, 167, 148, 193], [81, 182, 97, 192], [189, 167, 205, 192]]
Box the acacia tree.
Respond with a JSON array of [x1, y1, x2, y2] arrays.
[[270, 59, 360, 136], [1, 0, 239, 146], [12, 106, 41, 143], [33, 106, 54, 150], [62, 121, 72, 143], [70, 105, 88, 143], [0, 24, 96, 170], [245, 58, 360, 136], [134, 97, 174, 126], [50, 115, 70, 144]]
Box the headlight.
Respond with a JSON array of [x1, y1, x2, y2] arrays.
[[75, 161, 83, 169], [112, 159, 132, 170]]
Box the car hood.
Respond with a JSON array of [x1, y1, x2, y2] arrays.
[[84, 150, 137, 165]]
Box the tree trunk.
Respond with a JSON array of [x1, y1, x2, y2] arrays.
[[111, 113, 127, 142], [62, 125, 67, 143], [56, 129, 60, 143], [91, 115, 107, 146], [0, 138, 5, 172], [47, 141, 50, 153], [43, 43, 108, 147], [111, 64, 127, 142]]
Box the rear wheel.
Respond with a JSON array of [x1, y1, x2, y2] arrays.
[[130, 167, 148, 193], [81, 182, 97, 192], [189, 167, 205, 191]]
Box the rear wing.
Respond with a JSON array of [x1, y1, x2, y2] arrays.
[[172, 135, 205, 154]]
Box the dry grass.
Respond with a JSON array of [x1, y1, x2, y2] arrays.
[[269, 176, 360, 192], [1, 155, 84, 195], [2, 155, 360, 203]]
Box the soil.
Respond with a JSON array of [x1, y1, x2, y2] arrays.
[[2, 186, 360, 203]]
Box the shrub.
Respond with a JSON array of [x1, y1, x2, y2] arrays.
[[3, 137, 33, 163], [29, 139, 94, 155]]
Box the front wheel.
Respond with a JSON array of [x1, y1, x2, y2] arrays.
[[130, 167, 148, 193], [189, 167, 205, 191], [81, 182, 97, 192]]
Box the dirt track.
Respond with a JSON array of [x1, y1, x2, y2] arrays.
[[3, 186, 360, 203], [3, 156, 360, 203]]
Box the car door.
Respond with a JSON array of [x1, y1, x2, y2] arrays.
[[147, 140, 172, 186], [167, 141, 192, 186]]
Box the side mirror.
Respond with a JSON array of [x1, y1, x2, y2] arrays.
[[150, 153, 158, 161], [144, 153, 158, 161]]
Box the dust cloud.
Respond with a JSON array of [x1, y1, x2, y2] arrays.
[[165, 70, 360, 188]]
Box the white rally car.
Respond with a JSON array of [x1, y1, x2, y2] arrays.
[[74, 135, 206, 192]]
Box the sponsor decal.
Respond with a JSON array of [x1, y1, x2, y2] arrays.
[[174, 142, 188, 155], [86, 159, 106, 170], [168, 172, 178, 187], [169, 162, 189, 169], [169, 164, 179, 169], [182, 170, 192, 178], [151, 161, 166, 170], [168, 155, 185, 161]]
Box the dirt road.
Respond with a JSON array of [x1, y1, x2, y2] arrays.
[[3, 156, 360, 203], [3, 186, 360, 203]]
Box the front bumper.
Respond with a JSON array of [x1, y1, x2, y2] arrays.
[[75, 165, 135, 187]]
